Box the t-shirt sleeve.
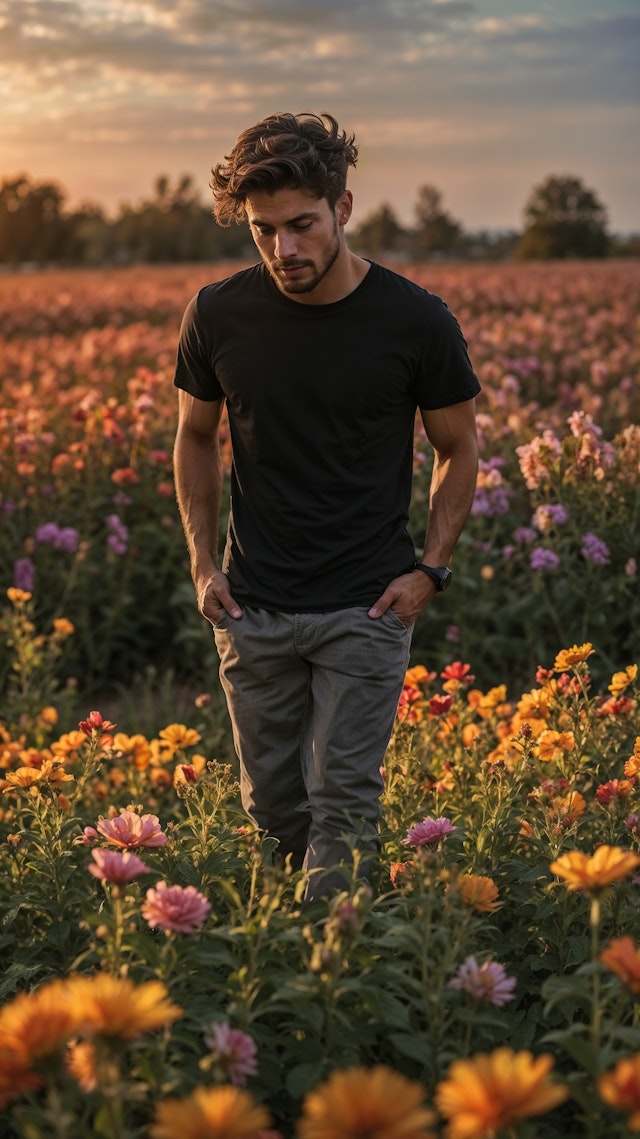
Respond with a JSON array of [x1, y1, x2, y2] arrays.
[[173, 291, 224, 402], [414, 299, 481, 410]]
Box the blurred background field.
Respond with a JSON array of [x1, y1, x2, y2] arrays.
[[1, 258, 638, 727]]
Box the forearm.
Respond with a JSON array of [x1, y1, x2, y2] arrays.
[[421, 436, 478, 564], [174, 424, 224, 583]]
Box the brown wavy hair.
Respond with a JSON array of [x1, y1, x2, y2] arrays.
[[210, 112, 359, 226]]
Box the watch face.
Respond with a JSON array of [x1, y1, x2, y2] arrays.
[[438, 568, 452, 591]]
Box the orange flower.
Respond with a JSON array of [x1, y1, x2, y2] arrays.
[[4, 760, 73, 790], [52, 618, 75, 637], [66, 974, 182, 1039], [404, 665, 435, 686], [624, 737, 640, 778], [600, 937, 640, 993], [0, 979, 79, 1063], [435, 1048, 569, 1138], [150, 1084, 271, 1139], [113, 732, 153, 770], [457, 874, 501, 913], [553, 643, 594, 671], [66, 1038, 99, 1092], [296, 1065, 436, 1139], [550, 845, 640, 895], [555, 790, 586, 823], [609, 665, 638, 696], [6, 588, 32, 605], [598, 1054, 640, 1130], [536, 729, 575, 763], [0, 1040, 42, 1110]]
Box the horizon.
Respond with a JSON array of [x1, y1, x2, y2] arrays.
[[1, 0, 638, 234]]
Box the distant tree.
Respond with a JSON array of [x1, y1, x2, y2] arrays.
[[413, 185, 461, 258], [350, 203, 407, 259], [0, 175, 68, 264], [517, 174, 610, 260]]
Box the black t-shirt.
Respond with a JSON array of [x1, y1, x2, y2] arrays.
[[174, 260, 480, 611]]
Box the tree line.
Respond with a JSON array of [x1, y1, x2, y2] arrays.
[[0, 170, 637, 267]]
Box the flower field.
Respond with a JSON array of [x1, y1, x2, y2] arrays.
[[1, 259, 640, 1137]]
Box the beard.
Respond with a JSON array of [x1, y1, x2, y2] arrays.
[[264, 222, 341, 296]]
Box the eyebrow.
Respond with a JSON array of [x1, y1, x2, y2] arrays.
[[249, 210, 321, 228]]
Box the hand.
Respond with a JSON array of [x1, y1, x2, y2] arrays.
[[196, 569, 242, 627], [368, 569, 435, 627]]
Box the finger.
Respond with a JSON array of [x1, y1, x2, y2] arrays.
[[368, 590, 394, 619]]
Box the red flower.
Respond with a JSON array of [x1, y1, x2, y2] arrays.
[[597, 696, 634, 718], [596, 779, 635, 805], [429, 694, 453, 717], [441, 662, 476, 683], [78, 711, 116, 736]]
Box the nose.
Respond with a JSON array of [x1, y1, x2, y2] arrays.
[[274, 230, 298, 262]]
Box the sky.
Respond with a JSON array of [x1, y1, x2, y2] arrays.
[[1, 0, 639, 233]]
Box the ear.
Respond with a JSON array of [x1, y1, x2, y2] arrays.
[[335, 191, 353, 226]]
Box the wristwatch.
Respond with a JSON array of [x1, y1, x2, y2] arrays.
[[414, 563, 452, 591]]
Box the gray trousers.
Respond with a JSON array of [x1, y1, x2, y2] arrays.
[[213, 606, 413, 898]]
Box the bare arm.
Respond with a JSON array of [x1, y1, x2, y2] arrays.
[[368, 397, 478, 625], [174, 390, 242, 624]]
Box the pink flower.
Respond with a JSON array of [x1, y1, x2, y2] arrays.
[[88, 848, 147, 883], [429, 694, 454, 717], [203, 1021, 258, 1086], [449, 956, 517, 1006], [96, 810, 167, 849], [142, 881, 211, 933], [78, 710, 116, 735], [402, 816, 456, 847], [77, 826, 99, 845]]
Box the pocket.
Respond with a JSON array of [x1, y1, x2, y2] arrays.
[[211, 610, 233, 632], [382, 608, 413, 632]]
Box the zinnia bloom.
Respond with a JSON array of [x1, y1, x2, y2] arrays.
[[204, 1022, 258, 1086], [88, 848, 148, 883], [66, 974, 181, 1039], [96, 809, 167, 848], [449, 957, 516, 1007], [600, 937, 640, 994], [150, 1084, 271, 1139], [0, 978, 79, 1063], [550, 845, 640, 895], [142, 880, 211, 933], [435, 1048, 568, 1138], [402, 816, 456, 848], [553, 643, 594, 671], [296, 1065, 436, 1139], [457, 874, 501, 913], [598, 1054, 640, 1130]]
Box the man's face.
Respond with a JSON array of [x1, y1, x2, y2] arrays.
[[245, 186, 350, 301]]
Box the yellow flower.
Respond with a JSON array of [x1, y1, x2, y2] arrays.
[[4, 760, 73, 790], [457, 874, 501, 913], [404, 665, 434, 686], [435, 1048, 569, 1138], [296, 1065, 436, 1139], [550, 845, 640, 895], [66, 974, 182, 1040], [609, 665, 638, 696], [158, 724, 202, 752], [553, 643, 594, 671], [38, 706, 59, 726], [150, 1085, 271, 1139], [598, 1054, 640, 1130], [7, 588, 32, 605]]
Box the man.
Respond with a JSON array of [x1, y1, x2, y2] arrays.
[[173, 111, 480, 899]]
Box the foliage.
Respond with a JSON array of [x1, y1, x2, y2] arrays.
[[0, 616, 639, 1136], [517, 175, 610, 260], [413, 184, 462, 258]]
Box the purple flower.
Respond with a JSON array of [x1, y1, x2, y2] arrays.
[[106, 514, 128, 555], [532, 504, 568, 532], [35, 522, 80, 552], [449, 956, 517, 1006], [203, 1022, 258, 1086], [625, 814, 640, 837], [445, 625, 460, 644], [402, 816, 456, 848], [581, 532, 610, 566], [14, 557, 36, 592], [530, 547, 560, 571], [513, 527, 538, 545]]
